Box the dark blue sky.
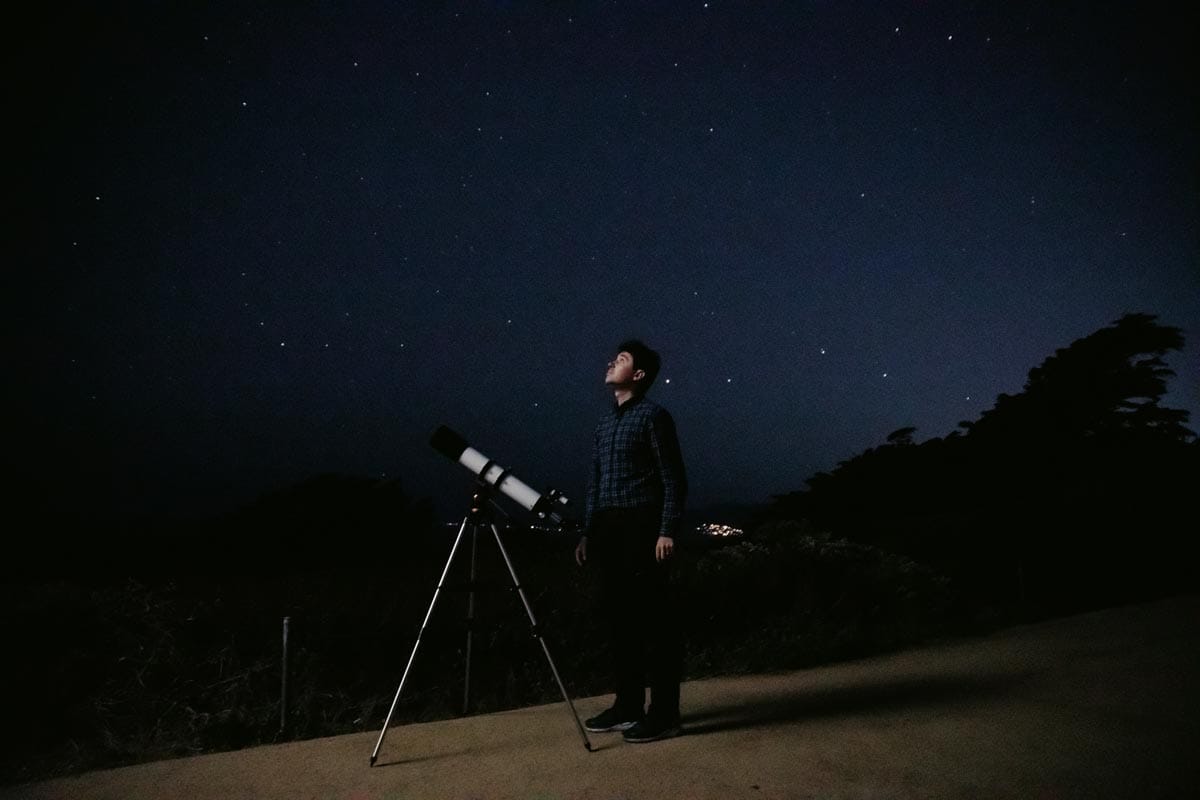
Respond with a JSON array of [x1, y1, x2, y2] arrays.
[[14, 2, 1198, 525]]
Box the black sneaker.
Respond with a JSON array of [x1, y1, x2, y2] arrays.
[[584, 706, 643, 732], [622, 715, 682, 743]]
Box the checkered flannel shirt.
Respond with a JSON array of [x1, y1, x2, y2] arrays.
[[583, 393, 687, 540]]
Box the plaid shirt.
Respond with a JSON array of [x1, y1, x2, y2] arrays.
[[584, 393, 687, 540]]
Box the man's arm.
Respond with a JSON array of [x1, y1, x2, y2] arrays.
[[649, 408, 687, 540], [583, 427, 600, 537]]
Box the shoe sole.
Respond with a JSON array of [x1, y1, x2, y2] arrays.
[[585, 720, 639, 733], [623, 725, 682, 743]]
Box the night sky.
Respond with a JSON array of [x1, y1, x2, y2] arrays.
[[13, 2, 1198, 526]]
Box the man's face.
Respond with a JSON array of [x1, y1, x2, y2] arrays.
[[605, 351, 643, 388]]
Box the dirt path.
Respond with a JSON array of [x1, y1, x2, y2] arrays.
[[7, 595, 1198, 799]]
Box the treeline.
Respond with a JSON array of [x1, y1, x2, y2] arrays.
[[764, 311, 1198, 620]]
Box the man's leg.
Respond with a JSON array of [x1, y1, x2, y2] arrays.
[[610, 583, 647, 716], [645, 556, 682, 724], [618, 511, 684, 742], [597, 514, 646, 717]]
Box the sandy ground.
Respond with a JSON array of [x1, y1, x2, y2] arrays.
[[5, 595, 1198, 800]]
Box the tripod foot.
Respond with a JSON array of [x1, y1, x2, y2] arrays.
[[370, 755, 377, 767]]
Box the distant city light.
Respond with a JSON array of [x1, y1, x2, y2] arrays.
[[438, 519, 746, 538], [698, 522, 744, 537]]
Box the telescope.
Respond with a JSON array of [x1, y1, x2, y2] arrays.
[[369, 424, 592, 766], [429, 425, 571, 525]]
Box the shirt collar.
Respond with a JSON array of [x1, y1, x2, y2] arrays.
[[612, 393, 644, 415]]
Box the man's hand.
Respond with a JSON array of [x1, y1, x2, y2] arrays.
[[575, 536, 588, 566], [655, 536, 674, 562]]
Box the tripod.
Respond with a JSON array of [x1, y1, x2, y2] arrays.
[[370, 483, 593, 765]]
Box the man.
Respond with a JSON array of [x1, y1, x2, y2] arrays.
[[575, 339, 688, 743]]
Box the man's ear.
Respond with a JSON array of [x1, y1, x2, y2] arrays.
[[633, 369, 645, 383]]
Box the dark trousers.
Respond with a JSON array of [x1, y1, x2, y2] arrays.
[[590, 507, 683, 722]]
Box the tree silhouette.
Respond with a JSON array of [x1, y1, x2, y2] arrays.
[[769, 311, 1197, 619], [886, 426, 918, 446], [962, 312, 1193, 444]]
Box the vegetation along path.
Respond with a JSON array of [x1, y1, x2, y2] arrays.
[[6, 594, 1197, 800]]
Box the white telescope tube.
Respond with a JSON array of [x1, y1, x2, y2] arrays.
[[429, 425, 569, 522], [458, 446, 542, 511]]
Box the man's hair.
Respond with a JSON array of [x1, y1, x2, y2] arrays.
[[618, 339, 661, 395]]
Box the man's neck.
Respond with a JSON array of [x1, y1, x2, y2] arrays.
[[612, 387, 636, 408]]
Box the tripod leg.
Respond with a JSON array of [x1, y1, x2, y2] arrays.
[[489, 523, 594, 752], [462, 522, 478, 715], [370, 517, 470, 766]]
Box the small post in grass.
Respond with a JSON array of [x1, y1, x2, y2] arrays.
[[280, 615, 290, 734]]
